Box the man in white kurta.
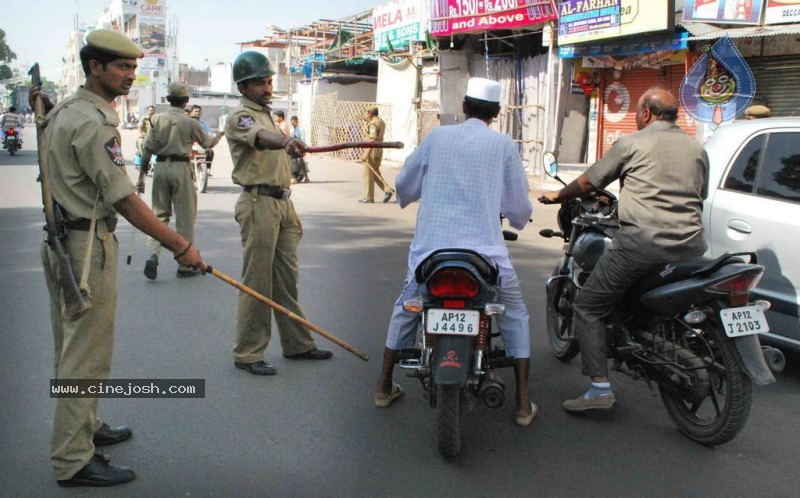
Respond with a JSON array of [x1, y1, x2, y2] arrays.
[[373, 78, 536, 426]]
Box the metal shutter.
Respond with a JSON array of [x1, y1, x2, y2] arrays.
[[745, 55, 800, 117]]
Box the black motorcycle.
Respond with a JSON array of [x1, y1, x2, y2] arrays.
[[3, 128, 20, 155], [538, 152, 784, 446], [395, 245, 518, 457]]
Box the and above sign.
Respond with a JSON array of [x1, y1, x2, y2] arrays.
[[764, 0, 800, 24], [682, 0, 765, 25], [558, 0, 673, 45], [429, 0, 557, 37]]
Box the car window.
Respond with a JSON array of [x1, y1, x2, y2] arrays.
[[758, 133, 800, 203], [723, 134, 765, 194]]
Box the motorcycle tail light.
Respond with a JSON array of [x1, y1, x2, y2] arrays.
[[7, 129, 15, 135], [706, 268, 763, 307], [428, 269, 480, 299]]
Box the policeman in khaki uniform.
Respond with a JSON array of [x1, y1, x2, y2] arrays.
[[33, 30, 204, 487], [359, 106, 394, 203], [138, 83, 222, 279], [225, 51, 332, 376]]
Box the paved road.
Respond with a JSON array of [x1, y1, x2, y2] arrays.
[[0, 129, 798, 497]]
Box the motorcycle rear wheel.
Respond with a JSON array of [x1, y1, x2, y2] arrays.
[[546, 266, 580, 362], [659, 321, 752, 446], [436, 384, 461, 458]]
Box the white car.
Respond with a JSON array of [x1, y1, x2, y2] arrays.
[[704, 118, 800, 352]]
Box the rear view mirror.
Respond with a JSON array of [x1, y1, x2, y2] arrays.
[[543, 152, 558, 177]]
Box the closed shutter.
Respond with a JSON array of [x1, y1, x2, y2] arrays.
[[745, 55, 800, 117], [598, 64, 697, 156]]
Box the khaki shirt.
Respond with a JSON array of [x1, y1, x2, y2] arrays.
[[225, 96, 291, 187], [143, 107, 213, 157], [367, 116, 385, 163], [585, 120, 709, 263], [43, 87, 136, 220]]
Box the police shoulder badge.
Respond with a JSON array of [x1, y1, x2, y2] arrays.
[[237, 114, 256, 128], [104, 137, 126, 167]]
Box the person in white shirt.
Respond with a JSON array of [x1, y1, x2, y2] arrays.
[[373, 77, 536, 426]]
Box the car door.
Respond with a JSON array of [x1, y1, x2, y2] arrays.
[[706, 130, 800, 348]]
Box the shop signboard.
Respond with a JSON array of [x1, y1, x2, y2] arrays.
[[558, 0, 673, 45], [764, 0, 800, 24], [374, 0, 427, 51], [429, 0, 557, 37]]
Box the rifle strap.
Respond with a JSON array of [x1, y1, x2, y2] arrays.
[[78, 192, 101, 298]]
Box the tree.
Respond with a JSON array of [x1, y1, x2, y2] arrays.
[[0, 28, 17, 81]]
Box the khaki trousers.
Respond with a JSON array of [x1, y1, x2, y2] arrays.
[[362, 157, 390, 201], [233, 190, 316, 362], [147, 160, 197, 271], [41, 222, 118, 480]]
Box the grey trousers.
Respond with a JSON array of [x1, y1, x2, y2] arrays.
[[233, 190, 316, 362], [574, 249, 657, 378], [147, 161, 197, 271], [41, 222, 117, 480]]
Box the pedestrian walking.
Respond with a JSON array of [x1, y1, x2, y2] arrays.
[[138, 83, 223, 280]]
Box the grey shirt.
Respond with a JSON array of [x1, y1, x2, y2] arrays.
[[585, 120, 709, 263]]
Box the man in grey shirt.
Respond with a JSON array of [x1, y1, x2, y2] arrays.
[[539, 87, 709, 412]]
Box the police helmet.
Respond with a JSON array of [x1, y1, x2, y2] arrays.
[[233, 51, 275, 83]]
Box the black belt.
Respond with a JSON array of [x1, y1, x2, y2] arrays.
[[243, 184, 291, 200], [64, 218, 117, 232], [156, 155, 190, 162]]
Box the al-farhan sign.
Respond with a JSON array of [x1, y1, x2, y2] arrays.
[[558, 0, 673, 45], [429, 0, 557, 37], [373, 0, 427, 52]]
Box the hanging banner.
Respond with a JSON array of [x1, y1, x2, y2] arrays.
[[558, 0, 673, 45], [764, 0, 800, 24], [374, 0, 427, 51], [682, 0, 765, 25], [429, 0, 557, 37]]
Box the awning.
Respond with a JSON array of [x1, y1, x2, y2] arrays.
[[682, 22, 800, 41]]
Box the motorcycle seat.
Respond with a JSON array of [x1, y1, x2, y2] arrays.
[[415, 249, 498, 285], [627, 253, 752, 297]]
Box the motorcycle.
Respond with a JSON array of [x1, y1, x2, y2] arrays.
[[395, 240, 520, 457], [3, 128, 20, 155], [191, 142, 209, 193], [538, 152, 785, 446]]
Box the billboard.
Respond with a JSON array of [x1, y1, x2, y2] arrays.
[[138, 0, 166, 67], [682, 0, 765, 25], [373, 0, 427, 52], [558, 0, 673, 45], [429, 0, 557, 37]]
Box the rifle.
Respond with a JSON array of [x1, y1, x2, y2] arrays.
[[29, 63, 91, 317]]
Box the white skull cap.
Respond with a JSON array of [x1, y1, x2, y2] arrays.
[[465, 77, 501, 103]]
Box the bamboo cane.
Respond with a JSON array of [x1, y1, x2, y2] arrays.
[[205, 266, 369, 361]]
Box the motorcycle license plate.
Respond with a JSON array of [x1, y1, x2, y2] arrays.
[[426, 309, 479, 336], [720, 305, 770, 338]]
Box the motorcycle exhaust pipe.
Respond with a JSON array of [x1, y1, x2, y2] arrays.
[[479, 379, 505, 409], [761, 346, 786, 373]]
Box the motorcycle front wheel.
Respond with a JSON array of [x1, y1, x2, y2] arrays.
[[436, 384, 461, 458], [659, 321, 752, 446], [194, 160, 208, 193], [546, 266, 580, 361]]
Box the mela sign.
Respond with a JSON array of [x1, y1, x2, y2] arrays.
[[374, 0, 427, 51]]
